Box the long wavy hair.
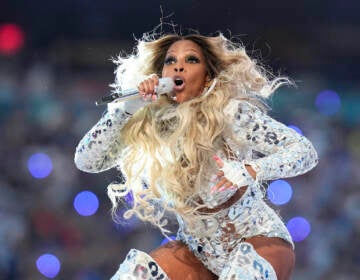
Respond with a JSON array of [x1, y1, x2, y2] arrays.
[[107, 32, 290, 234]]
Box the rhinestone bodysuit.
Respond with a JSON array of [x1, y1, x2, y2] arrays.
[[75, 99, 318, 278]]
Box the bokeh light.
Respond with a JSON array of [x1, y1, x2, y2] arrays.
[[27, 153, 53, 179], [315, 90, 341, 116], [36, 254, 61, 278], [74, 191, 99, 216], [267, 180, 293, 205], [113, 208, 141, 234], [287, 124, 303, 135], [161, 235, 176, 245], [0, 23, 25, 55], [286, 216, 311, 242], [124, 191, 134, 207]]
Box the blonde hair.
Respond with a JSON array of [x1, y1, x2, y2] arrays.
[[108, 32, 290, 234]]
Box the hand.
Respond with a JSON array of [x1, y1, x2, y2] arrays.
[[210, 155, 237, 193], [137, 74, 159, 101], [211, 155, 257, 193]]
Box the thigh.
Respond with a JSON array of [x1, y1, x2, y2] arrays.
[[244, 236, 295, 280], [149, 240, 218, 280]]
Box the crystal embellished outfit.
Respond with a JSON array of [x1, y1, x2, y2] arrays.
[[75, 97, 318, 279]]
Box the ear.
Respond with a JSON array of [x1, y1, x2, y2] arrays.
[[205, 73, 211, 83]]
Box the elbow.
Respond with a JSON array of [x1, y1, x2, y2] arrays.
[[74, 151, 92, 173], [300, 137, 319, 172], [309, 142, 319, 170], [74, 148, 99, 173], [74, 150, 113, 174]]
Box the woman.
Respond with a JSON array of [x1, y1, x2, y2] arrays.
[[74, 32, 318, 280]]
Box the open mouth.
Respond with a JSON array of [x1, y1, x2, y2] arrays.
[[173, 77, 185, 91], [174, 78, 184, 86]]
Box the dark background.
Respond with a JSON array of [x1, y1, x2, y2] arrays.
[[0, 1, 359, 279]]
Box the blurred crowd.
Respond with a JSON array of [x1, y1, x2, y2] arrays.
[[0, 52, 359, 279]]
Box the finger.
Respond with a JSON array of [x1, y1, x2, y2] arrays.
[[138, 82, 145, 95], [211, 179, 233, 193], [153, 76, 159, 86], [215, 177, 230, 189], [218, 181, 234, 192], [147, 78, 156, 95], [213, 155, 224, 168], [153, 76, 160, 98], [216, 170, 224, 177], [139, 80, 147, 95], [143, 79, 152, 95], [210, 178, 229, 193], [150, 74, 159, 87]]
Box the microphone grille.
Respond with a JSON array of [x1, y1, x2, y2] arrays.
[[157, 77, 174, 94]]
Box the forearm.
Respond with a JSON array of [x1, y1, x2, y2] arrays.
[[225, 100, 318, 182], [245, 164, 257, 179], [74, 109, 131, 173]]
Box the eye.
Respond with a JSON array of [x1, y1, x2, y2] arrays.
[[164, 56, 176, 65], [186, 55, 200, 64]]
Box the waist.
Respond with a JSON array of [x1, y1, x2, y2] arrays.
[[197, 186, 248, 214]]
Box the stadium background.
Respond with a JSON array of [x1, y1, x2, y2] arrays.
[[0, 1, 359, 279]]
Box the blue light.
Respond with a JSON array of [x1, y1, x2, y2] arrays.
[[286, 216, 311, 242], [113, 208, 141, 234], [161, 235, 176, 245], [315, 90, 341, 116], [124, 191, 134, 207], [287, 125, 303, 135], [36, 254, 61, 278], [27, 153, 53, 179], [267, 180, 293, 205], [74, 191, 99, 216]]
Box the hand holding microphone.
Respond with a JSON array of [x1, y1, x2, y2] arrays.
[[138, 74, 161, 101], [96, 75, 174, 106]]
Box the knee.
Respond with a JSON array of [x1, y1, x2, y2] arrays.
[[110, 249, 169, 280], [245, 236, 295, 280], [150, 241, 217, 280]]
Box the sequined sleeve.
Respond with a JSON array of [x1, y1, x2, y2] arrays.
[[74, 95, 149, 173], [74, 108, 132, 173], [225, 100, 318, 181]]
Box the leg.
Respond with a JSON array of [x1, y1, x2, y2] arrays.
[[110, 249, 170, 280], [245, 236, 295, 280], [219, 237, 294, 280], [150, 240, 218, 280]]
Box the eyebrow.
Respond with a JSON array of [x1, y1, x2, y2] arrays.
[[166, 48, 200, 55]]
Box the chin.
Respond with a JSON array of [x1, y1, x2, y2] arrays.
[[175, 94, 185, 103]]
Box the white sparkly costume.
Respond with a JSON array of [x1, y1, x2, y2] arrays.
[[75, 97, 318, 279]]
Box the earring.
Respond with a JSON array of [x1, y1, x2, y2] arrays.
[[204, 78, 212, 90], [202, 78, 218, 97]]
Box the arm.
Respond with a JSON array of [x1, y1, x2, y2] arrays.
[[74, 98, 147, 173], [224, 100, 318, 181]]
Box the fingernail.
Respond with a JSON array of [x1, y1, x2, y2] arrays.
[[218, 186, 226, 192], [210, 186, 217, 193], [213, 155, 220, 161], [210, 175, 218, 182]]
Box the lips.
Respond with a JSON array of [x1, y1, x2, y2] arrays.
[[173, 76, 185, 91]]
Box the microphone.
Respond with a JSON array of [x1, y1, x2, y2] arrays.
[[95, 77, 174, 106]]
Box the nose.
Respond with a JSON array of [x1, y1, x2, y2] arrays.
[[174, 67, 184, 72]]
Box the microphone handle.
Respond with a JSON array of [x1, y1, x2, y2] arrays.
[[95, 77, 174, 106], [95, 90, 139, 106]]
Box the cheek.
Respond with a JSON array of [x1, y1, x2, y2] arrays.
[[193, 69, 207, 87], [161, 66, 170, 77]]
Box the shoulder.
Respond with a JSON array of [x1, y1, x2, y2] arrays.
[[224, 99, 267, 126]]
